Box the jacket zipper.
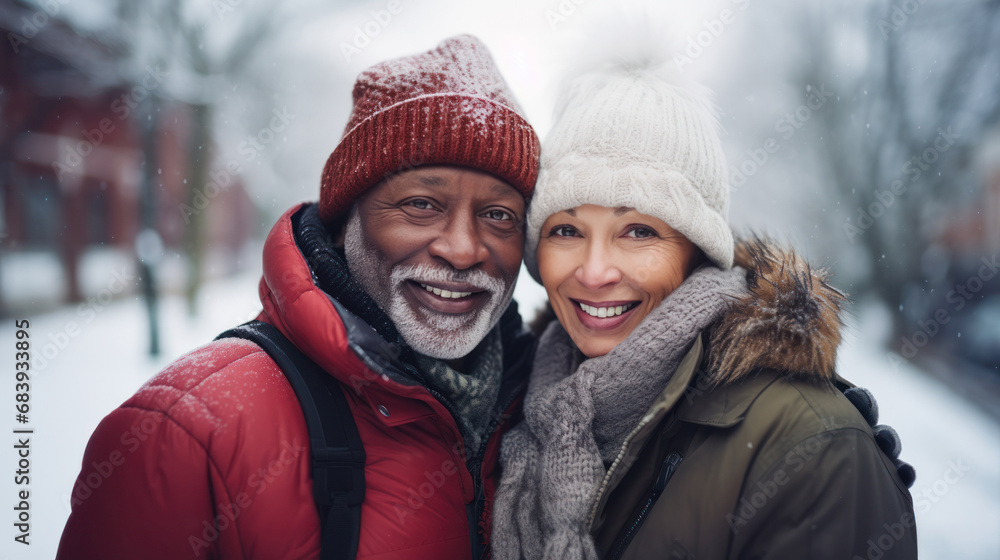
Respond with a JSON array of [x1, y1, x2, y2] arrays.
[[408, 367, 484, 560], [468, 501, 483, 560], [405, 363, 526, 560], [589, 414, 658, 528], [469, 384, 527, 560], [606, 451, 683, 560], [469, 334, 533, 560]]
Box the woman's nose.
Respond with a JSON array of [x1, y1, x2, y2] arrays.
[[575, 242, 622, 289]]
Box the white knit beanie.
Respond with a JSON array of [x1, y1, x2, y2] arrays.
[[524, 61, 734, 282]]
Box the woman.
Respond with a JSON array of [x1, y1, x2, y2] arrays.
[[492, 62, 917, 559]]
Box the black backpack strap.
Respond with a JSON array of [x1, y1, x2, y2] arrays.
[[216, 320, 365, 560]]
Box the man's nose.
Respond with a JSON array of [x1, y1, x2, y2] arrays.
[[575, 241, 623, 289], [427, 213, 489, 270]]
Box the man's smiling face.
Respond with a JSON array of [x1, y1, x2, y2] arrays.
[[343, 165, 526, 360]]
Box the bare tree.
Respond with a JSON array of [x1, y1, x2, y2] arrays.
[[799, 0, 1000, 335], [111, 0, 323, 314]]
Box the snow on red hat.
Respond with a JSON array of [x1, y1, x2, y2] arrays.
[[319, 35, 540, 225]]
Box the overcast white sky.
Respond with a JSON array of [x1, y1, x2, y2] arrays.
[[299, 0, 729, 134]]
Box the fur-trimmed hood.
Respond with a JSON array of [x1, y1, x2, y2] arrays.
[[529, 237, 848, 386], [706, 237, 847, 385]]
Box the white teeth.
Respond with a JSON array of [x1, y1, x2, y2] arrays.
[[420, 283, 472, 299], [578, 302, 634, 318]]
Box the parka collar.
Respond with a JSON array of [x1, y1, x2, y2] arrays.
[[622, 338, 786, 434], [674, 368, 783, 427]]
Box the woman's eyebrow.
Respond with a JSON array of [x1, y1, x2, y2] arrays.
[[614, 207, 634, 216]]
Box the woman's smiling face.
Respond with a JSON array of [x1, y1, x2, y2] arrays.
[[537, 205, 701, 358]]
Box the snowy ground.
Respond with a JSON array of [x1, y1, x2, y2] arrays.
[[0, 269, 997, 559]]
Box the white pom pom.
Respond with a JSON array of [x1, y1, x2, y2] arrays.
[[550, 5, 721, 128]]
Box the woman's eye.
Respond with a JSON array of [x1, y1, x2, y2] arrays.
[[625, 226, 658, 239], [550, 225, 578, 237]]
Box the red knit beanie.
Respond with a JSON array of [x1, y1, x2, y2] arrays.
[[319, 35, 540, 226]]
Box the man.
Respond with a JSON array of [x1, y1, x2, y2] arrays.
[[57, 35, 539, 559]]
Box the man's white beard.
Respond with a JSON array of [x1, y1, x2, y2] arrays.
[[343, 212, 516, 360]]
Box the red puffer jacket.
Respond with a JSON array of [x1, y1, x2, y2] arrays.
[[56, 204, 534, 560]]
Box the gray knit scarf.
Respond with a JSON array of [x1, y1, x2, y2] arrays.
[[492, 265, 748, 560], [414, 327, 503, 454]]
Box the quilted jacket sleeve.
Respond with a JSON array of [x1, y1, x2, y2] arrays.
[[55, 405, 223, 559]]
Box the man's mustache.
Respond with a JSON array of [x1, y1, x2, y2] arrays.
[[389, 264, 506, 295]]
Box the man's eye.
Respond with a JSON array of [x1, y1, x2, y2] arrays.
[[407, 199, 434, 210], [484, 209, 513, 221], [549, 225, 578, 237], [625, 226, 658, 239]]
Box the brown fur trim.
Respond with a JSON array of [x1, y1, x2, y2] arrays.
[[706, 236, 848, 385]]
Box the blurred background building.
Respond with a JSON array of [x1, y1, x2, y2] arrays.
[[1, 0, 256, 320]]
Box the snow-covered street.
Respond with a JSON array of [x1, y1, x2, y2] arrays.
[[0, 268, 997, 559]]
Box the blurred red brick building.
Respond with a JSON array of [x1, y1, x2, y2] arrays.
[[0, 0, 255, 310]]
